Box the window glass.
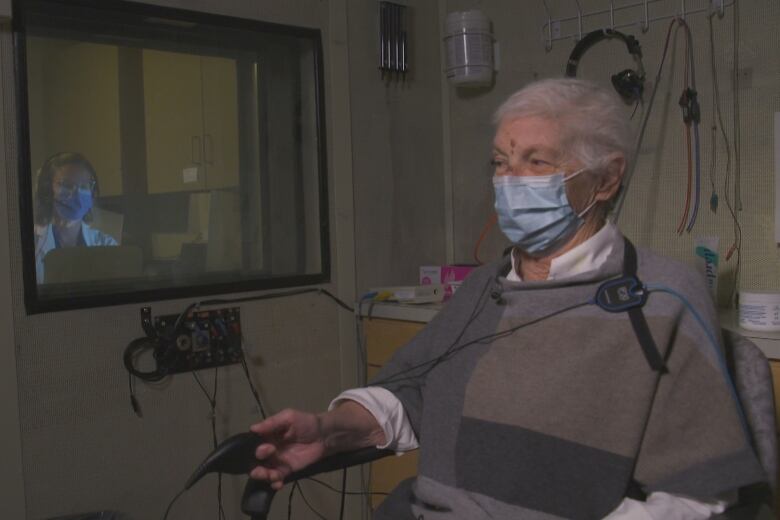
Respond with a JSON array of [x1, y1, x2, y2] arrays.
[[17, 0, 329, 312]]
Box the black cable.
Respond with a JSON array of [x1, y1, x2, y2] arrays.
[[371, 276, 492, 387], [287, 481, 298, 520], [614, 18, 679, 221], [353, 294, 376, 519], [375, 284, 592, 388], [707, 46, 719, 214], [306, 476, 390, 497], [354, 293, 377, 387], [162, 487, 186, 520], [355, 314, 367, 386], [124, 336, 166, 382], [732, 0, 741, 211], [191, 371, 212, 403], [191, 369, 225, 520], [708, 11, 742, 306], [128, 373, 142, 418], [211, 368, 225, 520], [339, 468, 347, 520], [630, 98, 641, 120], [372, 277, 494, 387], [318, 288, 355, 313], [354, 293, 381, 519], [199, 287, 354, 313], [239, 348, 267, 419], [295, 483, 329, 520], [169, 302, 199, 342], [679, 18, 702, 234]]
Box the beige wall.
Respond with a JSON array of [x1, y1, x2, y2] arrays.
[[348, 0, 447, 293], [444, 0, 780, 308], [0, 1, 364, 519], [0, 21, 25, 520]]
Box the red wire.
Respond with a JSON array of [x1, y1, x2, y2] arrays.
[[676, 124, 693, 234], [675, 19, 694, 235], [473, 212, 498, 265]]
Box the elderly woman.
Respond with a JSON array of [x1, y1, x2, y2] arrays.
[[34, 152, 118, 282], [248, 79, 764, 519]]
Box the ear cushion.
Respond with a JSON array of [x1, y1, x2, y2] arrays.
[[611, 68, 644, 103]]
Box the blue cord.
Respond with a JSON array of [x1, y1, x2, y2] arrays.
[[358, 291, 378, 309], [645, 283, 749, 436]]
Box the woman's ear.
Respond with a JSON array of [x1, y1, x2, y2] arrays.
[[594, 154, 626, 202]]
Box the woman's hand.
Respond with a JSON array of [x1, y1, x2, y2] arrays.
[[249, 409, 327, 490], [248, 401, 386, 490]]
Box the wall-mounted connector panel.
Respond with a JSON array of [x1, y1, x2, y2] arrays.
[[153, 307, 242, 374]]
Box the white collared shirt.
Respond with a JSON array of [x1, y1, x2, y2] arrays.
[[506, 221, 620, 282]]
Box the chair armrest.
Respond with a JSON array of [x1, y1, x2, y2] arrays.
[[286, 446, 395, 481], [242, 447, 394, 519]]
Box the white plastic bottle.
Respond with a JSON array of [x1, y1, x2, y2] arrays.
[[444, 10, 494, 87]]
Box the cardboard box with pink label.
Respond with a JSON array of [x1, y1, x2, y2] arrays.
[[420, 265, 476, 300]]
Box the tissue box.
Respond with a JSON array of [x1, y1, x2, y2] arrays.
[[419, 266, 441, 286], [420, 265, 475, 300]]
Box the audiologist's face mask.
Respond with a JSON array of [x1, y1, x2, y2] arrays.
[[493, 169, 596, 257], [54, 187, 93, 221], [52, 166, 95, 222]]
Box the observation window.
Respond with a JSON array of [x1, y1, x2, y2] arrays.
[[15, 0, 329, 313]]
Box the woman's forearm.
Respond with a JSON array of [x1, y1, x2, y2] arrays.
[[317, 400, 387, 456]]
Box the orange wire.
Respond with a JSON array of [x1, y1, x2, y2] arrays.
[[473, 212, 498, 265], [677, 124, 693, 234], [675, 19, 694, 235]]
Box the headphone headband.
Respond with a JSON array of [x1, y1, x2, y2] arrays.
[[565, 29, 645, 103]]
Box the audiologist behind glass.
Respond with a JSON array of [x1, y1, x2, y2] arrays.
[[33, 152, 118, 283]]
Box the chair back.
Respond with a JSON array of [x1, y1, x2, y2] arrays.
[[723, 329, 778, 492]]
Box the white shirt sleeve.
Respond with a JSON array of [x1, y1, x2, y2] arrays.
[[603, 491, 735, 519], [329, 386, 419, 453]]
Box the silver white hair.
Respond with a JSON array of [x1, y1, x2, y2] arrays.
[[493, 78, 635, 174]]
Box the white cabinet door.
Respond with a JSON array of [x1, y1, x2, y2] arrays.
[[201, 56, 239, 190], [143, 49, 205, 193]]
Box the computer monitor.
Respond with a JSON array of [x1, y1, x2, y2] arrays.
[[42, 245, 144, 284]]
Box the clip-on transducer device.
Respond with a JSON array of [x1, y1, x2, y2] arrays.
[[594, 239, 666, 373], [595, 276, 647, 313]]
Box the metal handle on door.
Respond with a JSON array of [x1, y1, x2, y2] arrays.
[[192, 136, 202, 164], [204, 134, 214, 165]]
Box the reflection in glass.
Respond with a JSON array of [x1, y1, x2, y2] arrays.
[[33, 152, 119, 283], [20, 0, 327, 309]]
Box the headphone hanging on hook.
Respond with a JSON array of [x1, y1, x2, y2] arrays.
[[565, 28, 646, 104]]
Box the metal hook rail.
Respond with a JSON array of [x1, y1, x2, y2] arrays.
[[541, 0, 731, 51]]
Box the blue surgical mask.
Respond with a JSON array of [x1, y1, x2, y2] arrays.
[[493, 169, 595, 256], [54, 188, 93, 221]]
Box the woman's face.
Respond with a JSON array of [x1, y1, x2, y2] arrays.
[[52, 163, 95, 222], [52, 164, 94, 198], [491, 116, 594, 211], [491, 116, 573, 178]]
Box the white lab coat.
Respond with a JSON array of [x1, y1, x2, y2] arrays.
[[34, 222, 118, 282]]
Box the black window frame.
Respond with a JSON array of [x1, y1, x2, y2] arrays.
[[14, 0, 331, 314]]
